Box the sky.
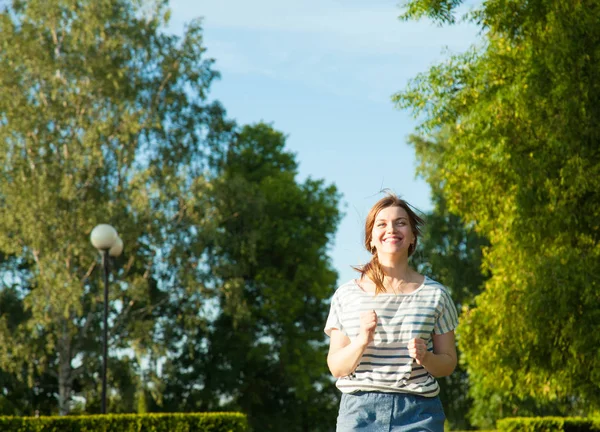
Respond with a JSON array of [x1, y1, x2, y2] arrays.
[[166, 0, 481, 285]]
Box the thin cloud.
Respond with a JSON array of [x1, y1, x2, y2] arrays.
[[169, 0, 479, 56], [167, 0, 479, 104]]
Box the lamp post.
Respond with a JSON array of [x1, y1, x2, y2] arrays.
[[90, 224, 123, 414]]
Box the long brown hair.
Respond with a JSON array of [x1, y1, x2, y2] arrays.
[[354, 194, 424, 295]]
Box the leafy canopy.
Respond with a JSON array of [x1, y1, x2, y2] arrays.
[[395, 0, 600, 426]]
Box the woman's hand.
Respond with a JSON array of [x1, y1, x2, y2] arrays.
[[407, 337, 429, 365], [357, 310, 377, 346], [407, 332, 457, 377], [327, 310, 378, 378]]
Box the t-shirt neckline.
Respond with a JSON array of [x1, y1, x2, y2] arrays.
[[353, 275, 428, 296]]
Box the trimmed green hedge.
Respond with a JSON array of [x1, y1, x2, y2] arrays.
[[497, 417, 600, 432], [0, 412, 249, 432]]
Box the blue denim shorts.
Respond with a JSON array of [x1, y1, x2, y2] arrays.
[[336, 391, 445, 431]]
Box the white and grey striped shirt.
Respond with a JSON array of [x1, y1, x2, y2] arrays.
[[324, 276, 458, 397]]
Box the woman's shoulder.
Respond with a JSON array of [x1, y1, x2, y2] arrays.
[[331, 279, 360, 298], [336, 278, 360, 292], [422, 275, 452, 295]]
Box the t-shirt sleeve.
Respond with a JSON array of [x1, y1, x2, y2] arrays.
[[434, 288, 459, 335], [324, 291, 347, 337]]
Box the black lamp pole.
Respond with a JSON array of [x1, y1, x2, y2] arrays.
[[90, 223, 122, 415], [101, 249, 109, 415]]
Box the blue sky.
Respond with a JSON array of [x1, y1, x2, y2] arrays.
[[166, 0, 480, 284]]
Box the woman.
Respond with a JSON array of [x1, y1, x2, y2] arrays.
[[325, 194, 458, 431]]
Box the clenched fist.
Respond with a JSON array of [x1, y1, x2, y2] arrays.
[[407, 338, 429, 365], [358, 310, 377, 346]]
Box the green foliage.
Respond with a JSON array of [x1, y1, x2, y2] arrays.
[[411, 175, 489, 430], [0, 412, 249, 432], [0, 0, 229, 415], [159, 123, 342, 432], [411, 146, 489, 312], [0, 0, 342, 425], [497, 417, 600, 432], [395, 0, 600, 428], [398, 0, 465, 25], [0, 279, 58, 415]]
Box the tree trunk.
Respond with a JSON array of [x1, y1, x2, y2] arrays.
[[58, 328, 72, 415]]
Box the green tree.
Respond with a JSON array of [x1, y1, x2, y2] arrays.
[[409, 146, 489, 430], [0, 270, 57, 416], [159, 123, 342, 432], [395, 0, 600, 427], [0, 0, 230, 415]]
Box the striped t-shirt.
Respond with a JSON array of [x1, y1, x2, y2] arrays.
[[324, 276, 458, 397]]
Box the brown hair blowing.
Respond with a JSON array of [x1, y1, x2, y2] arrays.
[[354, 193, 424, 295]]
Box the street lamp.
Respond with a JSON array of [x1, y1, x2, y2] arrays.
[[90, 224, 123, 414]]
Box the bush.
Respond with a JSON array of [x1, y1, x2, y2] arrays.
[[0, 412, 249, 432], [497, 417, 600, 432]]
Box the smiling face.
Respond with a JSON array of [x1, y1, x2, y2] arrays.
[[369, 206, 415, 257]]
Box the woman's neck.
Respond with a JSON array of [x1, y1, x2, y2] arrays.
[[377, 253, 411, 280]]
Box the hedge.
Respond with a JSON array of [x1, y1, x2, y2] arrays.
[[0, 412, 249, 432], [497, 417, 600, 432]]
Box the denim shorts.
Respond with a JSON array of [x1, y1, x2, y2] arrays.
[[336, 391, 445, 431]]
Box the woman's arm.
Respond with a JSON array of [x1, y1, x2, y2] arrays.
[[408, 331, 457, 377], [327, 310, 377, 378]]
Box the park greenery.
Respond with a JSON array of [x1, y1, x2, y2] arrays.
[[0, 0, 598, 430], [0, 0, 340, 430], [0, 412, 249, 432], [396, 0, 600, 428]]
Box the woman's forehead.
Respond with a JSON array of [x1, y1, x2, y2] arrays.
[[375, 205, 408, 220]]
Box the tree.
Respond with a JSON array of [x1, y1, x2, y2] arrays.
[[0, 272, 57, 416], [394, 0, 600, 427], [0, 0, 230, 415], [159, 123, 342, 432], [409, 145, 489, 429]]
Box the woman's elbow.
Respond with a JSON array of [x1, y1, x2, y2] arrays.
[[330, 370, 346, 379], [433, 357, 457, 377], [327, 364, 344, 378], [432, 367, 456, 378], [327, 358, 350, 378]]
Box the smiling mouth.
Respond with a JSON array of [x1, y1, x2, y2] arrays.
[[383, 237, 402, 242]]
